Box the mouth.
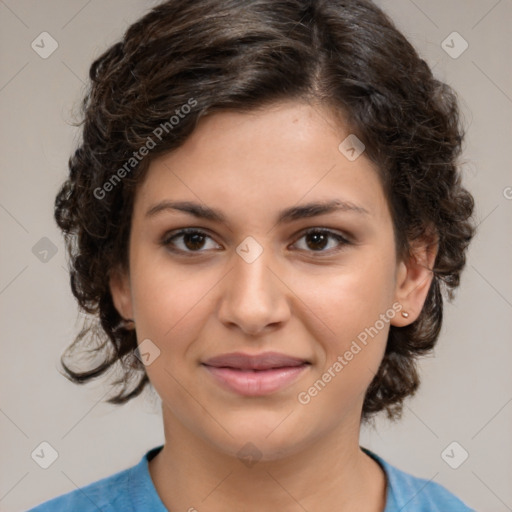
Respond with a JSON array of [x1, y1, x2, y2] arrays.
[[201, 351, 311, 396]]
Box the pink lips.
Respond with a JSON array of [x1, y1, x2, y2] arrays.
[[202, 351, 310, 396]]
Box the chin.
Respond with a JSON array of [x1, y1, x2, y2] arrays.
[[206, 416, 314, 463]]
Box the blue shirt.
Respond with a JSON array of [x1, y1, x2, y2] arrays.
[[26, 445, 476, 511]]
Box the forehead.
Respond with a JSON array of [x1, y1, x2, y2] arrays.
[[133, 101, 389, 227]]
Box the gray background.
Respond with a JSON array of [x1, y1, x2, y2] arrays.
[[1, 1, 511, 511]]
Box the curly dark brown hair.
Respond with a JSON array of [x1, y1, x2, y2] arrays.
[[55, 0, 475, 422]]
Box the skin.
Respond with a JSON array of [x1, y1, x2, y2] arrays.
[[110, 99, 437, 511]]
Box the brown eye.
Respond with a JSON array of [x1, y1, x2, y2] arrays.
[[162, 229, 221, 254], [292, 229, 351, 255], [161, 227, 351, 257], [180, 232, 207, 251]]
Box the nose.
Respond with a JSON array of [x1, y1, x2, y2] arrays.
[[217, 241, 291, 336]]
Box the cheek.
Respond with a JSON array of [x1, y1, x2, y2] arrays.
[[128, 262, 215, 415], [295, 277, 391, 419], [291, 256, 395, 401], [295, 256, 396, 342], [129, 251, 215, 357]]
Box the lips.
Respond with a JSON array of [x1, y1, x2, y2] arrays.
[[201, 351, 310, 396], [202, 351, 309, 370]]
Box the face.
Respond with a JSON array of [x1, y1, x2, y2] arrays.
[[110, 100, 435, 461]]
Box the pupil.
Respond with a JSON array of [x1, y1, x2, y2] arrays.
[[185, 233, 204, 250], [307, 232, 327, 250]]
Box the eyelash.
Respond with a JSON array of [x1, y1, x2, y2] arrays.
[[160, 227, 352, 257]]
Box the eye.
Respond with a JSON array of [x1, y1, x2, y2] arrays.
[[161, 227, 351, 256], [161, 228, 221, 254], [291, 228, 351, 255]]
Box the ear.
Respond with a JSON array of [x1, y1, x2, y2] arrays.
[[109, 264, 134, 322], [391, 230, 438, 327]]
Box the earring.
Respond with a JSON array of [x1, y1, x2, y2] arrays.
[[401, 311, 409, 318]]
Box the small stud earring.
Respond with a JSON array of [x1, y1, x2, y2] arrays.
[[401, 311, 409, 318]]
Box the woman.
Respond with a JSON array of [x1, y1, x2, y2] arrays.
[[28, 0, 477, 510]]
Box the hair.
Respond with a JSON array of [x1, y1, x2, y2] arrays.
[[55, 0, 475, 422]]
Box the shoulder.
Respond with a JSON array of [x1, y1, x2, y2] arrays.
[[362, 448, 477, 512], [25, 455, 144, 512]]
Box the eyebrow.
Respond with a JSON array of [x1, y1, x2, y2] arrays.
[[145, 199, 370, 225]]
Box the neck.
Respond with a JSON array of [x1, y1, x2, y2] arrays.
[[148, 405, 387, 512]]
